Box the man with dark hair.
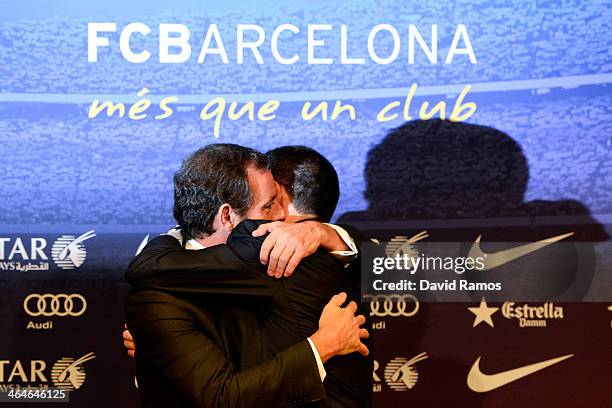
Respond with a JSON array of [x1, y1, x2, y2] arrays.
[[172, 143, 283, 243], [267, 146, 340, 223], [173, 144, 280, 240], [126, 143, 368, 407]]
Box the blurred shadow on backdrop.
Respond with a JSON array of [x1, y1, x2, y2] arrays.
[[338, 120, 609, 405], [339, 119, 609, 301]]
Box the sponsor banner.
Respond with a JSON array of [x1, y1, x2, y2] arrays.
[[0, 232, 610, 406], [369, 302, 612, 406]]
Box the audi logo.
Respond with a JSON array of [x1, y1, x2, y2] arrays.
[[23, 293, 87, 317], [364, 294, 419, 317]]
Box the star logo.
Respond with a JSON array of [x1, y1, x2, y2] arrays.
[[468, 298, 499, 328]]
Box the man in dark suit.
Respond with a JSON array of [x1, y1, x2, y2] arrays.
[[127, 146, 373, 407], [125, 144, 369, 407]]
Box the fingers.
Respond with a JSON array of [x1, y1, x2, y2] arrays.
[[359, 328, 369, 339], [252, 223, 272, 237], [259, 233, 278, 266], [123, 327, 136, 357], [355, 314, 366, 327], [123, 338, 135, 358], [123, 329, 133, 342], [252, 221, 282, 237], [274, 237, 309, 277], [257, 222, 317, 274], [345, 301, 357, 315], [272, 245, 295, 278], [327, 292, 347, 308], [283, 249, 305, 277], [267, 238, 286, 276], [357, 342, 369, 357]]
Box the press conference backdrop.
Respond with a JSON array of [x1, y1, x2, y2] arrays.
[[0, 0, 610, 406]]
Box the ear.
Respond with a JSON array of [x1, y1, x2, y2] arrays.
[[219, 204, 233, 228], [218, 203, 240, 231]]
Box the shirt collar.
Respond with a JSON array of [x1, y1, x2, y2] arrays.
[[185, 239, 206, 250]]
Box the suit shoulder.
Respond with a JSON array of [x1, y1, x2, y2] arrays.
[[142, 234, 182, 251]]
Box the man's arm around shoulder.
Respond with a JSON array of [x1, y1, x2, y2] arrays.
[[126, 235, 276, 300]]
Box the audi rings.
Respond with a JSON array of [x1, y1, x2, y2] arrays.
[[365, 294, 419, 317], [23, 293, 87, 317]]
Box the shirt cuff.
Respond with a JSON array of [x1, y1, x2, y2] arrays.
[[306, 337, 327, 382], [324, 223, 358, 260]]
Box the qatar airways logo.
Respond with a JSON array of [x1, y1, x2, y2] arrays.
[[0, 231, 95, 271], [51, 231, 96, 270], [0, 352, 96, 391]]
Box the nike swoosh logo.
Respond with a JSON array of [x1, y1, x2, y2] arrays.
[[467, 354, 574, 392], [468, 232, 574, 270]]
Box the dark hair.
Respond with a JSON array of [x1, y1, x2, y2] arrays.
[[267, 146, 339, 222], [173, 143, 268, 240]]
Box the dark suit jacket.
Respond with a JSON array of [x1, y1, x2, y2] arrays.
[[126, 239, 326, 406], [126, 220, 373, 407], [126, 289, 324, 408]]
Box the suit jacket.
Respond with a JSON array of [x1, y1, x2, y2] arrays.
[[126, 256, 326, 406], [126, 220, 373, 407]]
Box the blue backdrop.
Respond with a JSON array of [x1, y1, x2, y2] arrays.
[[0, 1, 610, 406]]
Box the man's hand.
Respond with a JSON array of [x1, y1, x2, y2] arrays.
[[253, 221, 349, 278], [309, 292, 369, 363], [123, 324, 136, 358], [253, 221, 322, 278]]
